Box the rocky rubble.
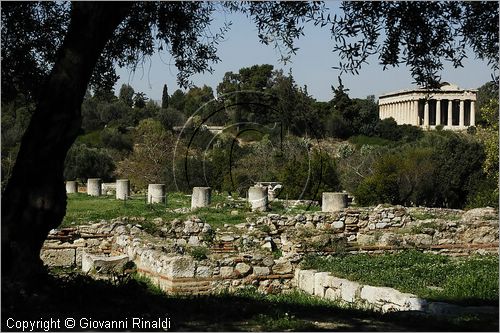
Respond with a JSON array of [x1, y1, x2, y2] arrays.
[[41, 206, 498, 295]]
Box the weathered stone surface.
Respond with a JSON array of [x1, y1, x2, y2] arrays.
[[183, 220, 201, 234], [462, 207, 497, 222], [297, 269, 316, 295], [248, 186, 268, 212], [147, 184, 166, 204], [272, 260, 293, 274], [196, 265, 212, 277], [188, 236, 200, 245], [340, 279, 361, 303], [360, 285, 424, 310], [41, 248, 76, 267], [357, 234, 376, 246], [235, 262, 252, 276], [253, 266, 270, 276], [331, 221, 344, 229], [220, 266, 234, 278], [166, 256, 195, 278], [116, 179, 130, 200], [191, 187, 212, 209], [87, 178, 102, 196], [411, 234, 433, 246], [378, 233, 399, 246], [262, 256, 275, 267], [324, 287, 341, 300], [220, 235, 234, 242], [66, 181, 78, 194], [81, 253, 129, 274], [314, 272, 330, 297], [322, 192, 348, 212]]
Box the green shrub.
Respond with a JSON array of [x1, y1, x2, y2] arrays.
[[64, 143, 115, 181], [189, 246, 209, 260]]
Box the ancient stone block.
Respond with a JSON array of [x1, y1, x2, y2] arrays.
[[322, 192, 348, 212], [248, 186, 268, 212], [195, 265, 212, 277], [357, 233, 376, 246], [66, 181, 78, 194], [331, 221, 345, 229], [147, 184, 166, 204], [191, 187, 212, 209], [166, 256, 195, 278], [360, 285, 424, 311], [116, 179, 130, 200], [324, 287, 341, 301], [235, 262, 252, 276], [272, 260, 293, 274], [41, 248, 76, 267], [220, 266, 234, 278], [87, 178, 102, 196], [81, 253, 129, 274], [183, 220, 201, 234], [253, 266, 270, 276], [314, 272, 330, 297], [297, 269, 316, 295], [340, 280, 361, 303]]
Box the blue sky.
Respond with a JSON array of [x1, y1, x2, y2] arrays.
[[114, 7, 493, 102]]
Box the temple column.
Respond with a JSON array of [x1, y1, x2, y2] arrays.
[[459, 99, 465, 127], [402, 102, 405, 123], [413, 100, 419, 126], [470, 100, 476, 126], [404, 101, 409, 124], [424, 100, 429, 127], [402, 101, 406, 124], [447, 100, 453, 127], [408, 100, 412, 124], [436, 99, 441, 126]]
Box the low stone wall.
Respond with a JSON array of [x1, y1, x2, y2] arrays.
[[41, 222, 118, 267], [253, 206, 498, 256], [41, 206, 498, 296], [294, 269, 498, 316]]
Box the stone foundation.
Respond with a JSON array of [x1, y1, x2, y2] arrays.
[[294, 269, 498, 316], [41, 206, 498, 297]]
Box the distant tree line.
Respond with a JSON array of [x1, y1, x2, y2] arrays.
[[1, 65, 498, 208]]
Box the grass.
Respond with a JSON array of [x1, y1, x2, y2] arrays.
[[301, 250, 499, 306], [63, 192, 322, 231], [410, 211, 461, 221], [3, 268, 497, 331]]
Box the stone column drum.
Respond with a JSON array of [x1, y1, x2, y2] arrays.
[[248, 186, 268, 212], [66, 181, 78, 194], [191, 187, 211, 209], [116, 179, 130, 200], [322, 192, 348, 212], [148, 184, 166, 204], [87, 178, 102, 197]]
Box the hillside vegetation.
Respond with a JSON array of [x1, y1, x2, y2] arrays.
[[2, 67, 498, 209]]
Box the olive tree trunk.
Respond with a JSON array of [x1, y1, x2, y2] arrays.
[[1, 2, 131, 283]]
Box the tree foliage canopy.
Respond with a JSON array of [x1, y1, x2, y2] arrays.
[[3, 1, 498, 105]]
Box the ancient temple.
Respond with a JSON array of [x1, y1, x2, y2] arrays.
[[378, 83, 477, 130]]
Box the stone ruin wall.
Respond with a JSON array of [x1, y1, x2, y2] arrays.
[[41, 206, 499, 295]]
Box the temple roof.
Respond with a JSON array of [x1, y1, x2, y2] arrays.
[[379, 82, 477, 99]]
